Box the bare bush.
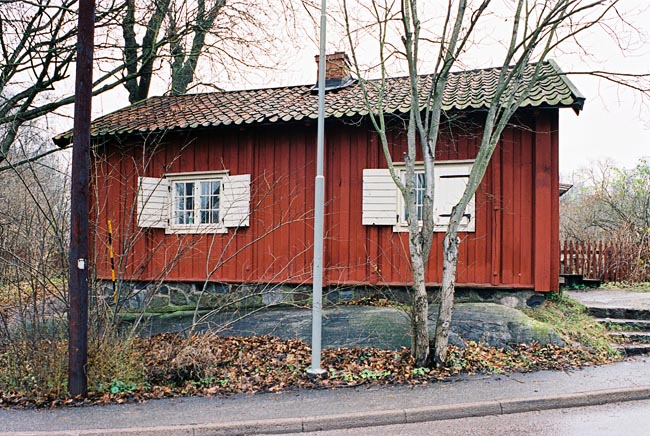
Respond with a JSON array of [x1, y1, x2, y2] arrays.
[[561, 159, 650, 282], [0, 130, 69, 343]]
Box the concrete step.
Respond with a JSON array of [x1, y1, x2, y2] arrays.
[[614, 343, 650, 356], [588, 306, 650, 321], [610, 331, 650, 344], [596, 318, 650, 331], [559, 275, 601, 289]]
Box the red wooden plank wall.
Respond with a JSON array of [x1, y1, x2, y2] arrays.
[[91, 110, 559, 292]]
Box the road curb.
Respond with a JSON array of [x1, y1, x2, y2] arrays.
[[6, 386, 650, 436]]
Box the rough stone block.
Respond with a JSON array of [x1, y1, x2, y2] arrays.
[[203, 282, 229, 294], [127, 288, 146, 309], [262, 287, 290, 306], [337, 289, 355, 302], [199, 293, 226, 308], [149, 295, 170, 309], [169, 289, 189, 306]]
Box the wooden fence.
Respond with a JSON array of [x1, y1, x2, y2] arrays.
[[560, 240, 633, 282]]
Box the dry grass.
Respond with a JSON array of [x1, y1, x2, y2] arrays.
[[526, 292, 618, 357], [0, 333, 147, 404]]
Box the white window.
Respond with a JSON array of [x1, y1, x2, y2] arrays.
[[157, 173, 227, 234], [362, 160, 475, 232], [136, 172, 251, 233], [170, 176, 223, 231]]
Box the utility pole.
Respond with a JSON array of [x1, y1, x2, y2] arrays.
[[307, 0, 327, 376], [68, 0, 95, 397]]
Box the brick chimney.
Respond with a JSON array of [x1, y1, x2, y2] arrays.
[[314, 52, 355, 91]]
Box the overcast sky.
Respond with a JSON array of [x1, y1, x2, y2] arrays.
[[554, 3, 650, 177], [91, 1, 649, 177]]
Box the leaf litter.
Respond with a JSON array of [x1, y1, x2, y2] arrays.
[[0, 333, 618, 408]]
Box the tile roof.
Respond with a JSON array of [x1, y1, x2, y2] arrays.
[[54, 60, 584, 146]]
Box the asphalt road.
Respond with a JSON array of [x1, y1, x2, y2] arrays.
[[267, 399, 650, 436]]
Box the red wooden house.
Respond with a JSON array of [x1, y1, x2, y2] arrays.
[[55, 53, 584, 295]]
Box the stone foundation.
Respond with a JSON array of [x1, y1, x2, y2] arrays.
[[124, 304, 564, 350], [96, 280, 544, 313]]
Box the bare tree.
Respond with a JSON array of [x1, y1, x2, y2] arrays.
[[561, 159, 650, 282], [119, 0, 310, 102], [0, 125, 70, 344], [561, 160, 620, 241], [0, 0, 129, 166], [0, 0, 309, 165], [344, 0, 649, 366]]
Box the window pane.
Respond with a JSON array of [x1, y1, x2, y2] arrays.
[[200, 193, 210, 210], [416, 173, 425, 220], [173, 181, 195, 225], [404, 172, 426, 222], [415, 173, 425, 189], [211, 182, 220, 210], [198, 180, 220, 224]]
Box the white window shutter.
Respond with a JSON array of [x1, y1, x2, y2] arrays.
[[222, 174, 251, 228], [362, 169, 398, 226], [434, 162, 475, 232], [137, 176, 169, 228]]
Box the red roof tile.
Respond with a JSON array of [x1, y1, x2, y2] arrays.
[[54, 60, 584, 146]]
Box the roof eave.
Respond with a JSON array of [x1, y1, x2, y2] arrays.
[[571, 96, 585, 114], [53, 98, 585, 147], [547, 59, 585, 114], [53, 133, 71, 148]]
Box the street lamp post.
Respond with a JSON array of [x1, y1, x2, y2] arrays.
[[307, 0, 327, 376]]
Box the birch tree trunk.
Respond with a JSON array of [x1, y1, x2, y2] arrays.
[[434, 232, 459, 365], [409, 240, 430, 365]]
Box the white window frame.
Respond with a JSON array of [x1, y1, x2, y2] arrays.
[[394, 160, 475, 233], [166, 171, 228, 234]]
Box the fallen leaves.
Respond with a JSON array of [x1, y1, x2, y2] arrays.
[[0, 333, 620, 409]]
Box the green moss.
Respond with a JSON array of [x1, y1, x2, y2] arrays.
[[524, 317, 557, 337], [122, 304, 197, 314], [118, 312, 160, 322], [159, 310, 198, 320], [525, 293, 618, 357]]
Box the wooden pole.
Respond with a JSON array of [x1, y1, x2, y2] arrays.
[[68, 0, 95, 397]]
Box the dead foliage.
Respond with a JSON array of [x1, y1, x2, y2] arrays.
[[0, 333, 618, 409], [338, 297, 398, 307]]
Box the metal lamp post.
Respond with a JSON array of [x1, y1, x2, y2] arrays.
[[307, 0, 327, 376]]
